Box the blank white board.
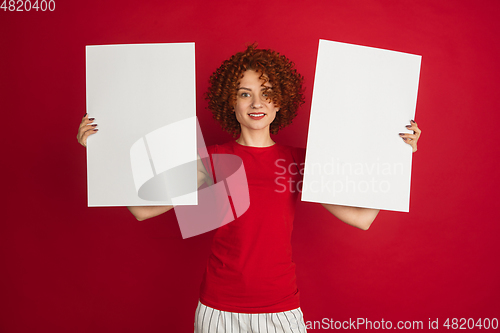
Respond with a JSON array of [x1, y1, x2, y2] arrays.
[[302, 39, 421, 212], [86, 43, 197, 207]]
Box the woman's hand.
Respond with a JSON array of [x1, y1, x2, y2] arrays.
[[399, 119, 421, 153], [77, 114, 98, 147]]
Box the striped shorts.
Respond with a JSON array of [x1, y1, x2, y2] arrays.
[[194, 301, 308, 333]]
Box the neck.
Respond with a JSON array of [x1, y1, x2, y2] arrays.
[[236, 128, 275, 147]]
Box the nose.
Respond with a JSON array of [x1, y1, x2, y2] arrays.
[[251, 95, 263, 109]]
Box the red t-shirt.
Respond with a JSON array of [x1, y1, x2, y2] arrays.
[[199, 140, 306, 313]]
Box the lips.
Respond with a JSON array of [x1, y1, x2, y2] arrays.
[[249, 113, 265, 120]]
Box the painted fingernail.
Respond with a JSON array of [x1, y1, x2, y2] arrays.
[[406, 125, 412, 128], [84, 113, 87, 117], [92, 124, 97, 127], [403, 137, 407, 141], [411, 119, 415, 123], [399, 133, 405, 136], [89, 118, 95, 121], [93, 129, 98, 131]]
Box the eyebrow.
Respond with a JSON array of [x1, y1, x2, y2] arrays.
[[238, 87, 273, 91]]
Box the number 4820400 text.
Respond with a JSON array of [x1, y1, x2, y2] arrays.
[[1, 0, 55, 11]]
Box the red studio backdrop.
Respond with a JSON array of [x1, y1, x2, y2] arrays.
[[1, 0, 499, 332]]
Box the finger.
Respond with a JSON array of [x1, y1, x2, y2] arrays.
[[79, 127, 98, 147], [413, 125, 421, 136], [77, 124, 98, 142], [405, 123, 421, 134], [405, 124, 416, 131], [401, 137, 417, 152], [399, 133, 418, 140], [80, 113, 89, 125], [402, 137, 414, 144], [79, 116, 95, 129], [78, 123, 97, 140], [78, 118, 96, 137], [406, 124, 421, 136]]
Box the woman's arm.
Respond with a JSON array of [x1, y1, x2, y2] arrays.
[[320, 120, 421, 230], [127, 156, 212, 221], [321, 204, 379, 230], [77, 114, 213, 222], [127, 205, 174, 221]]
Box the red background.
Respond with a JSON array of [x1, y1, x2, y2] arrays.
[[1, 0, 499, 332]]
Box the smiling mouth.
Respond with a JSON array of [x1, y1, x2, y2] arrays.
[[249, 113, 266, 119]]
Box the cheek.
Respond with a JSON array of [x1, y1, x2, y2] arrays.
[[234, 103, 244, 115], [267, 110, 278, 123], [234, 108, 244, 124]]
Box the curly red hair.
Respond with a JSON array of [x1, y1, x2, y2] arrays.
[[206, 44, 304, 136]]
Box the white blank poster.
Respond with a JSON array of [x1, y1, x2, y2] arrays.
[[86, 43, 197, 207], [302, 40, 421, 212]]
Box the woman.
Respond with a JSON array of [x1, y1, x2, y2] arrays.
[[77, 44, 421, 332]]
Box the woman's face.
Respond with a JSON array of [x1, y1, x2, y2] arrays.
[[233, 70, 279, 134]]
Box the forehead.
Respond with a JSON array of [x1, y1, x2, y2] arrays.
[[239, 70, 272, 87]]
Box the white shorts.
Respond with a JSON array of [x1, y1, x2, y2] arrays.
[[194, 300, 308, 333]]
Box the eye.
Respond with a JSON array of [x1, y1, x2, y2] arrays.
[[261, 90, 273, 100], [240, 92, 250, 97]]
